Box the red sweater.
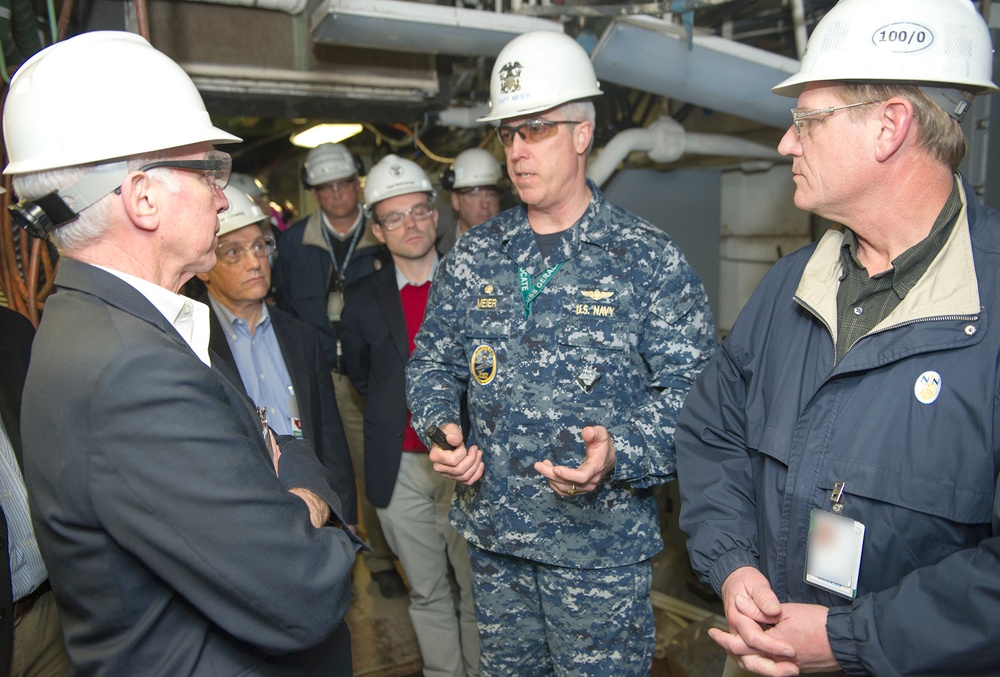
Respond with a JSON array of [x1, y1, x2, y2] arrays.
[[400, 281, 431, 452]]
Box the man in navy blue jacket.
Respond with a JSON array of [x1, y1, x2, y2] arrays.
[[676, 1, 1000, 675]]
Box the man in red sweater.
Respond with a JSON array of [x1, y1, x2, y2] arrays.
[[340, 154, 480, 676]]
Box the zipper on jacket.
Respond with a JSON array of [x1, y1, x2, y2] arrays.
[[844, 313, 979, 355], [795, 295, 978, 366], [794, 296, 838, 365]]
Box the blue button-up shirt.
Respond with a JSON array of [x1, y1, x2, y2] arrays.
[[208, 297, 298, 437], [0, 417, 48, 600]]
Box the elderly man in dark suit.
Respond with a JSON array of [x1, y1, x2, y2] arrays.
[[341, 154, 479, 677], [5, 31, 363, 675], [0, 306, 69, 677], [195, 186, 356, 523]]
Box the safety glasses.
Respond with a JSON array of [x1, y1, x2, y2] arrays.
[[138, 150, 232, 190], [790, 101, 883, 138], [495, 119, 582, 147], [377, 202, 434, 231]]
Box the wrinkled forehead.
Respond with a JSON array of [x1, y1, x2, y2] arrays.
[[217, 223, 265, 245]]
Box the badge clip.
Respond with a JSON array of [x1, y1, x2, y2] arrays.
[[257, 407, 270, 441], [830, 481, 846, 514]]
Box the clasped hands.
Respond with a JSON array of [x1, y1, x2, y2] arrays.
[[712, 567, 840, 676]]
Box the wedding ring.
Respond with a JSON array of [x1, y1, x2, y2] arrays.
[[568, 484, 577, 495]]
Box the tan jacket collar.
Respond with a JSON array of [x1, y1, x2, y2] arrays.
[[795, 177, 980, 345]]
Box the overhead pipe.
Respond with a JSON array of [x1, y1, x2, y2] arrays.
[[587, 122, 679, 187], [135, 0, 149, 39], [586, 116, 782, 187], [669, 0, 742, 48], [433, 104, 491, 129], [789, 0, 808, 58], [184, 0, 308, 14]]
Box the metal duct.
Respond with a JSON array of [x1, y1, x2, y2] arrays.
[[591, 15, 800, 129], [310, 0, 562, 57]]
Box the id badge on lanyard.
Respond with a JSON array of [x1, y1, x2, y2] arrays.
[[805, 481, 865, 599]]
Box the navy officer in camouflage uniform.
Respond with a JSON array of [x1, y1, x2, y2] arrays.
[[406, 30, 716, 676]]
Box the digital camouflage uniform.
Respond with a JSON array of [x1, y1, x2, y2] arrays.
[[406, 181, 716, 675]]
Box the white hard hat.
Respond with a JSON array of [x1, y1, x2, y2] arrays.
[[773, 0, 997, 99], [363, 154, 434, 212], [449, 149, 503, 190], [218, 185, 268, 237], [477, 31, 603, 123], [3, 31, 240, 175], [302, 143, 357, 187], [228, 172, 266, 199]]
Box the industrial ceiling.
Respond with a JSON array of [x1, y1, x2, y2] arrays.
[[7, 0, 957, 189], [49, 0, 854, 174]]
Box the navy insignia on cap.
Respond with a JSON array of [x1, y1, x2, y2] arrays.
[[498, 62, 523, 95]]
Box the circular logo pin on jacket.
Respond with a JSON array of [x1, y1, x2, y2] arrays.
[[471, 344, 497, 385], [914, 370, 941, 404]]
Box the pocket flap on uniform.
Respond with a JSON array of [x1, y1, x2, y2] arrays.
[[819, 460, 994, 525], [558, 321, 629, 351]]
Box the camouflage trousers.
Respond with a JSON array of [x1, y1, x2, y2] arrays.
[[468, 545, 654, 677]]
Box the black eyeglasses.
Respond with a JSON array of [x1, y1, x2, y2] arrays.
[[377, 203, 434, 231], [495, 120, 582, 147], [138, 150, 232, 190], [215, 236, 276, 264]]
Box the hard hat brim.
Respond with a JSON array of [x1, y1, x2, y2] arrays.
[[772, 72, 999, 98], [476, 89, 603, 123]]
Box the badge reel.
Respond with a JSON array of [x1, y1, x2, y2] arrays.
[[805, 481, 865, 599]]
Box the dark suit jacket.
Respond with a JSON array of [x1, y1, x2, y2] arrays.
[[0, 307, 34, 677], [202, 293, 358, 523], [340, 264, 412, 508], [21, 259, 362, 676]]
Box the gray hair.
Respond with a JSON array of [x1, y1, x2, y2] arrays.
[[558, 100, 596, 125], [13, 151, 183, 253], [556, 101, 597, 154], [836, 83, 968, 171]]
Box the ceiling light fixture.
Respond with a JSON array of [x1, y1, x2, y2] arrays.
[[290, 123, 364, 148]]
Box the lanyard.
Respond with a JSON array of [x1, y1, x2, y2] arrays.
[[320, 215, 364, 288], [518, 263, 561, 319]]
